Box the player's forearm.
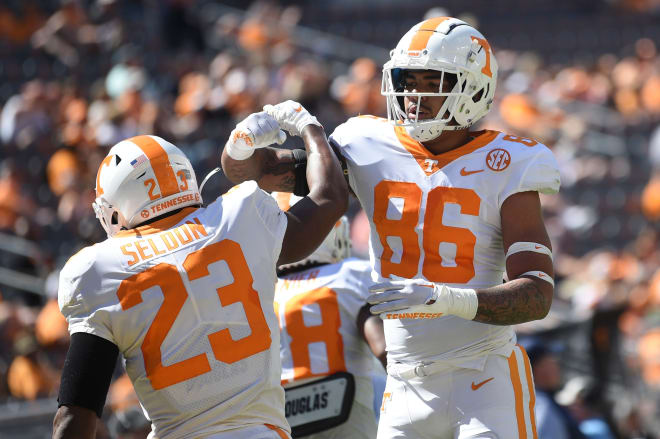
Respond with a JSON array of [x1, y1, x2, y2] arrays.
[[52, 406, 97, 439], [358, 305, 387, 369], [221, 147, 297, 192], [303, 125, 348, 212], [473, 278, 552, 325]]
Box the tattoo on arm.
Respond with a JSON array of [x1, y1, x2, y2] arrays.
[[258, 149, 296, 192], [227, 161, 258, 184], [473, 278, 550, 325], [262, 149, 294, 175], [224, 147, 296, 192]]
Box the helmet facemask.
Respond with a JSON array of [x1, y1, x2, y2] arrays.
[[382, 65, 492, 142], [92, 197, 124, 237], [381, 17, 497, 143]]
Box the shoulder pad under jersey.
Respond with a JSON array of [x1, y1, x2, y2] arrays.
[[58, 244, 102, 317]]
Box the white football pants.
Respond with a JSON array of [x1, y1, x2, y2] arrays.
[[378, 345, 537, 439]]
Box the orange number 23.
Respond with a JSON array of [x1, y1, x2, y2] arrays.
[[116, 239, 271, 390], [373, 182, 481, 283]]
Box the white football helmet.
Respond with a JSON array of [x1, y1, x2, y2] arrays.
[[381, 17, 498, 142], [93, 135, 202, 237], [272, 192, 351, 270]]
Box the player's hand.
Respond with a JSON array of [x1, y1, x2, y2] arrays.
[[263, 100, 321, 137], [225, 111, 287, 160], [368, 279, 478, 320], [367, 279, 448, 315]]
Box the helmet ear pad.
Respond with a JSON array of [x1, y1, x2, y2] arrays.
[[451, 71, 495, 127]]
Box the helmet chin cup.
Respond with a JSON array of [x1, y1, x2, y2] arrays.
[[406, 123, 443, 143]]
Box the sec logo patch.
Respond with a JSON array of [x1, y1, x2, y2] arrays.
[[486, 148, 511, 171], [141, 210, 150, 218]]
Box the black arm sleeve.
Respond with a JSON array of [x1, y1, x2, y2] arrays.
[[292, 148, 310, 196], [58, 332, 119, 418], [328, 138, 353, 195]]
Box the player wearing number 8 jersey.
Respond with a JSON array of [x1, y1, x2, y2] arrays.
[[273, 192, 386, 438], [53, 108, 348, 439], [222, 17, 561, 439]]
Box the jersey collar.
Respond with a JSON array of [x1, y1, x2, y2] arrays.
[[394, 126, 499, 176]]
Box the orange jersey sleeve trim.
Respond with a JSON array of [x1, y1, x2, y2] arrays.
[[265, 423, 291, 439], [274, 192, 292, 211]]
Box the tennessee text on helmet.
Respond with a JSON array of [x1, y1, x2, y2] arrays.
[[93, 135, 201, 237], [381, 16, 498, 142]]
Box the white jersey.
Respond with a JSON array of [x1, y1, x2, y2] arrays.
[[58, 181, 290, 439], [330, 116, 560, 367], [274, 258, 379, 410]]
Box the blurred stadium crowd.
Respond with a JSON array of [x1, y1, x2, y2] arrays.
[[0, 0, 659, 437]]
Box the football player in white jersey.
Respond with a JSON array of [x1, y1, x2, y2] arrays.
[[222, 17, 560, 439], [52, 105, 347, 439], [272, 192, 386, 438]]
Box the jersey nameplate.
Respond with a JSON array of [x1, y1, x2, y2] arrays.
[[284, 372, 355, 437], [119, 218, 208, 269]]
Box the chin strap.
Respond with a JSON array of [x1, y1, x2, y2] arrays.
[[199, 167, 221, 194]]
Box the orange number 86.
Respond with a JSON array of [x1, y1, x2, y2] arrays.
[[116, 239, 271, 390], [373, 181, 480, 283]]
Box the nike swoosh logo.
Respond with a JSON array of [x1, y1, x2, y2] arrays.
[[295, 105, 303, 112], [460, 167, 484, 176], [420, 283, 434, 289], [471, 377, 494, 391], [535, 245, 542, 249]]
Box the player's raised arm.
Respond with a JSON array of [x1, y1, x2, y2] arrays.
[[221, 110, 300, 193], [267, 101, 348, 265], [221, 103, 349, 196], [221, 101, 348, 265]]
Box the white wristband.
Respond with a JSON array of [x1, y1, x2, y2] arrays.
[[225, 130, 255, 160], [444, 286, 478, 320], [420, 285, 478, 320]]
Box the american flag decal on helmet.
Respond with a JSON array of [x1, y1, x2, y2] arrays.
[[130, 154, 148, 168]]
